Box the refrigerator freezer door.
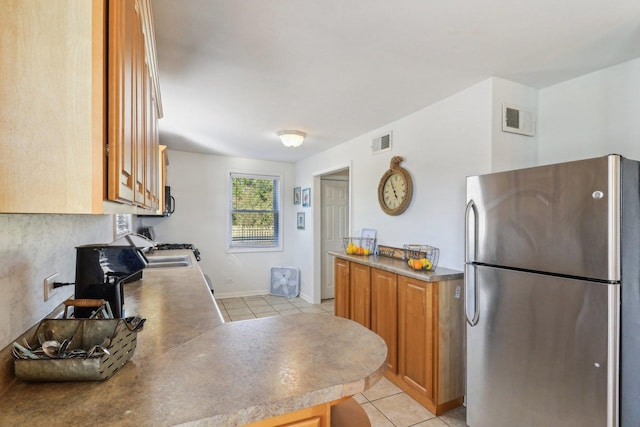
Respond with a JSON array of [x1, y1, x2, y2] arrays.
[[466, 155, 619, 281], [466, 266, 618, 427]]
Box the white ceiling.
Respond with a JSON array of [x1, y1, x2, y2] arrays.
[[151, 0, 640, 162]]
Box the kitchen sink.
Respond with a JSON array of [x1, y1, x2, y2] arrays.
[[145, 254, 193, 268]]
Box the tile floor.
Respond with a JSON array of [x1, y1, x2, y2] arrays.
[[216, 295, 468, 427]]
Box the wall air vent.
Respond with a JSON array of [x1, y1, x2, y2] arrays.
[[372, 132, 392, 154], [502, 104, 535, 136]]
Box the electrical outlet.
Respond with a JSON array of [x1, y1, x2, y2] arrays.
[[43, 273, 58, 301]]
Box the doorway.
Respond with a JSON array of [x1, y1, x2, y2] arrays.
[[320, 169, 350, 299]]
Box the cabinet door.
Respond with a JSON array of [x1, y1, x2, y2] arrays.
[[398, 275, 434, 399], [108, 0, 137, 204], [278, 417, 321, 427], [109, 0, 161, 209], [0, 1, 105, 214], [371, 268, 397, 374], [349, 263, 371, 328], [243, 401, 329, 427], [144, 64, 159, 209], [132, 4, 146, 206], [334, 258, 350, 319]]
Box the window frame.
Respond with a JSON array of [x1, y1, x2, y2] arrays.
[[227, 171, 283, 253]]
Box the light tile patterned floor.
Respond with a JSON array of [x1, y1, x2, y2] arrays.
[[216, 295, 468, 427]]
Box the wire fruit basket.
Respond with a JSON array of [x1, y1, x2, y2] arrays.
[[342, 237, 375, 256], [403, 244, 439, 271]]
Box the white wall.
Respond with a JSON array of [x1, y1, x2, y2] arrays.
[[292, 77, 546, 303], [0, 214, 113, 349], [491, 77, 539, 172], [539, 58, 640, 163], [139, 150, 296, 298], [143, 57, 640, 304], [294, 79, 494, 302]]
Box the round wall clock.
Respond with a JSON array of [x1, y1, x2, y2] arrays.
[[377, 156, 413, 216]]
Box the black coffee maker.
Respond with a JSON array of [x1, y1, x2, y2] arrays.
[[74, 245, 147, 318]]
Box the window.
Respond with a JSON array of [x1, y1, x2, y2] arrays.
[[229, 173, 282, 250], [113, 214, 133, 239]]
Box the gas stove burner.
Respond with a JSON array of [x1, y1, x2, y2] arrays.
[[152, 243, 201, 261], [155, 243, 194, 250]]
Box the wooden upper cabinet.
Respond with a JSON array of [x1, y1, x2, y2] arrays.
[[108, 0, 135, 204], [146, 68, 160, 210], [371, 268, 398, 374], [133, 1, 146, 206], [108, 0, 161, 209], [0, 0, 162, 214], [0, 0, 105, 213]]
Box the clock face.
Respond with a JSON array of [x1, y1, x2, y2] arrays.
[[382, 173, 407, 209]]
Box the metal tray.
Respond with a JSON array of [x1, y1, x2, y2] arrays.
[[14, 318, 137, 382]]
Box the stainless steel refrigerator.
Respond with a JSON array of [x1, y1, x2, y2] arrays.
[[464, 154, 640, 427]]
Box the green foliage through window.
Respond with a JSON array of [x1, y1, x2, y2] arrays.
[[230, 173, 280, 248]]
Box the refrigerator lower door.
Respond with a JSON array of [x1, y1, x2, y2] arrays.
[[466, 266, 618, 427]]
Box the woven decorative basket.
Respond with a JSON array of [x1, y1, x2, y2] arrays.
[[14, 318, 137, 382]]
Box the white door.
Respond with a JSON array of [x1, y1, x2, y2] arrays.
[[321, 174, 349, 299]]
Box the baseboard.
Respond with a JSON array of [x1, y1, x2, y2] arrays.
[[297, 291, 313, 303]]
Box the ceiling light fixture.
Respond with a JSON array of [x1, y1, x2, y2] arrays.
[[277, 130, 306, 148]]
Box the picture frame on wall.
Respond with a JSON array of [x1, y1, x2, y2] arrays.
[[293, 187, 301, 205], [302, 188, 310, 207], [297, 212, 305, 230]]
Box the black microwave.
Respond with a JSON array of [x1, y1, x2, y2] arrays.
[[164, 186, 175, 216]]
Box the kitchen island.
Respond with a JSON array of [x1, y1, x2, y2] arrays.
[[0, 250, 387, 426]]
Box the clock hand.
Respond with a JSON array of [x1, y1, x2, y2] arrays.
[[389, 180, 399, 200]]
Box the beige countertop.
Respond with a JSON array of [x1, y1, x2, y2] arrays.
[[329, 251, 464, 282], [0, 250, 387, 426]]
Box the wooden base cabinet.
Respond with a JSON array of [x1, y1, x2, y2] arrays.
[[334, 257, 350, 319], [244, 401, 331, 427], [371, 268, 398, 374], [396, 275, 435, 401], [391, 275, 465, 414], [244, 397, 369, 427], [108, 0, 162, 210], [349, 263, 371, 329], [333, 257, 464, 415]]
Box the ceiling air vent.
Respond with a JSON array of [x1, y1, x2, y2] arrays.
[[502, 104, 535, 136], [372, 132, 392, 154]]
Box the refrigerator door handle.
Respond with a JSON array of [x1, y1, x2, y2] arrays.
[[464, 199, 477, 263], [465, 200, 479, 326], [465, 264, 479, 326]]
